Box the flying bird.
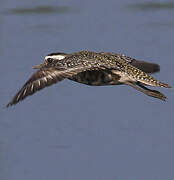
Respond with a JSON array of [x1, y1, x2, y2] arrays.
[[7, 50, 171, 107]]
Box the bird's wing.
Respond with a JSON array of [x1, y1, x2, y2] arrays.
[[129, 60, 160, 74], [7, 66, 104, 107], [99, 52, 160, 74]]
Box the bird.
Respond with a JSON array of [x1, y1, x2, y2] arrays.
[[6, 50, 171, 107]]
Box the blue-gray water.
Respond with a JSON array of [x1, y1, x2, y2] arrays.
[[0, 0, 174, 180]]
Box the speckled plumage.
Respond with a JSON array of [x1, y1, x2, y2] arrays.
[[7, 50, 171, 107], [68, 51, 169, 88]]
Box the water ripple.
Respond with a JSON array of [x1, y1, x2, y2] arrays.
[[2, 5, 76, 15], [127, 2, 174, 11]]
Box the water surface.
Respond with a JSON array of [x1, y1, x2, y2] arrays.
[[0, 0, 174, 180]]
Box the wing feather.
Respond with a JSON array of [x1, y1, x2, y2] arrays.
[[7, 66, 103, 107], [99, 52, 160, 73], [130, 60, 160, 73]]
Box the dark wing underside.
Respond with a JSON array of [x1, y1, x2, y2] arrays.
[[7, 66, 103, 107], [130, 60, 160, 73]]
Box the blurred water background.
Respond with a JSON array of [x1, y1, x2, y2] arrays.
[[0, 0, 174, 180]]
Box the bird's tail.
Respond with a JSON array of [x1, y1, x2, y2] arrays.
[[125, 64, 171, 88]]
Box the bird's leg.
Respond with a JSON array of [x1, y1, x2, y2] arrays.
[[124, 81, 166, 101]]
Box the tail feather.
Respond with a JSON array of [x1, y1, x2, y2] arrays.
[[137, 77, 171, 88], [125, 63, 171, 88], [157, 81, 171, 88]]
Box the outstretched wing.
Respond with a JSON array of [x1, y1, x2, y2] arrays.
[[7, 66, 103, 107]]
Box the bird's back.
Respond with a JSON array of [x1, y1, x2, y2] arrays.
[[65, 51, 169, 88]]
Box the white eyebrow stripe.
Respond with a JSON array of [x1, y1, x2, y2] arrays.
[[45, 55, 66, 60]]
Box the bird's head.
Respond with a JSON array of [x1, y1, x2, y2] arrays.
[[32, 52, 67, 69]]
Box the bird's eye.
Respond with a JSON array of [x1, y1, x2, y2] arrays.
[[47, 58, 53, 63]]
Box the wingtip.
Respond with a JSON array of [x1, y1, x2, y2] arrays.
[[156, 93, 167, 102], [161, 96, 167, 102], [154, 63, 160, 72], [149, 63, 160, 74], [6, 102, 12, 108], [131, 60, 160, 74]]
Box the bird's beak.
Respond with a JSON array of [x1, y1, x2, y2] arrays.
[[32, 63, 44, 69]]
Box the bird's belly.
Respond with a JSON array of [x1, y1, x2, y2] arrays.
[[111, 70, 136, 83], [69, 70, 121, 86]]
